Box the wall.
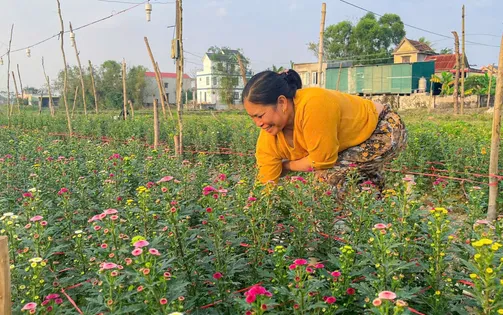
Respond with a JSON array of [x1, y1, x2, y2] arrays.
[[363, 94, 487, 110], [394, 40, 418, 63], [143, 77, 192, 106]]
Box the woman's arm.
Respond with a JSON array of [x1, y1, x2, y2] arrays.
[[282, 156, 312, 173]]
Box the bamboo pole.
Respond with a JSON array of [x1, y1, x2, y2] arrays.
[[56, 0, 73, 137], [336, 62, 342, 91], [69, 22, 87, 115], [153, 98, 159, 150], [71, 85, 79, 119], [6, 24, 13, 127], [487, 34, 503, 221], [16, 64, 24, 99], [0, 237, 11, 315], [452, 31, 460, 114], [487, 65, 495, 108], [42, 57, 55, 117], [460, 5, 466, 115], [317, 3, 326, 88], [88, 60, 99, 114], [144, 37, 171, 120], [155, 62, 169, 119], [122, 59, 127, 120], [175, 0, 184, 156], [11, 71, 21, 114], [128, 100, 135, 120]]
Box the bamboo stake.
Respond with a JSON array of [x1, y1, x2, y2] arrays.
[[487, 65, 495, 108], [144, 37, 171, 120], [155, 62, 169, 119], [128, 100, 135, 120], [487, 34, 503, 221], [11, 71, 21, 114], [153, 98, 159, 149], [88, 60, 99, 114], [16, 64, 24, 99], [336, 62, 342, 91], [452, 31, 460, 114], [175, 0, 184, 156], [122, 59, 127, 120], [460, 5, 466, 115], [6, 24, 13, 127], [317, 3, 326, 88], [71, 85, 79, 119], [69, 22, 87, 115], [56, 0, 73, 137], [42, 57, 55, 117], [0, 237, 11, 315]]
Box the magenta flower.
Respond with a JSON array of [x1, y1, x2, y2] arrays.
[[213, 272, 223, 280], [101, 262, 118, 270], [58, 187, 69, 195], [98, 213, 107, 220], [88, 215, 101, 223], [378, 291, 397, 300], [101, 244, 108, 249], [160, 298, 168, 305], [331, 271, 341, 278], [110, 215, 119, 221], [21, 302, 37, 311], [149, 248, 161, 256], [202, 186, 217, 196], [346, 287, 356, 295], [306, 267, 314, 273], [104, 209, 118, 215], [132, 248, 143, 256], [289, 264, 297, 270], [40, 221, 48, 226], [22, 192, 33, 198], [374, 223, 387, 230], [45, 293, 60, 300], [245, 294, 256, 303], [294, 259, 307, 266], [133, 240, 149, 248], [244, 285, 272, 304], [158, 176, 174, 183], [324, 296, 336, 304], [30, 215, 43, 222], [314, 263, 325, 269], [55, 298, 63, 305], [248, 197, 257, 202]]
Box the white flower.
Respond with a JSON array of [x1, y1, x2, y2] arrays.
[[168, 313, 184, 315], [29, 257, 43, 263], [3, 212, 14, 217], [74, 230, 84, 234]]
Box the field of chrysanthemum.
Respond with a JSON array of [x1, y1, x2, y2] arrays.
[[0, 109, 502, 315]]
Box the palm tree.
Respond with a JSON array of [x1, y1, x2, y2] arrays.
[[440, 48, 453, 54], [271, 65, 285, 73], [418, 37, 434, 52]]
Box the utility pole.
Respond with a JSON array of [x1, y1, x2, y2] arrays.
[[175, 0, 184, 156], [452, 31, 460, 114], [318, 3, 327, 87], [460, 5, 466, 114]]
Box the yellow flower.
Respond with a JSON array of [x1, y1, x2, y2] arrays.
[[498, 309, 503, 315], [500, 279, 503, 285], [474, 254, 481, 260], [40, 262, 46, 267], [491, 244, 500, 251], [480, 238, 493, 246], [486, 268, 494, 274], [29, 257, 43, 263], [435, 291, 441, 295], [469, 273, 478, 279], [472, 241, 484, 248], [448, 235, 454, 241], [126, 199, 134, 205], [481, 148, 487, 155], [30, 263, 37, 268]]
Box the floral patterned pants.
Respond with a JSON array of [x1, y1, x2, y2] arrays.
[[316, 105, 407, 199]]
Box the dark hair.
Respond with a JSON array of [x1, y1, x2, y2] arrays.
[[242, 69, 302, 105]]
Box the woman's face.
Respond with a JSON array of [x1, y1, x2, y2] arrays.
[[244, 96, 289, 136]]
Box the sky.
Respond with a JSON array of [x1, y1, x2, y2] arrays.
[[0, 0, 502, 92]]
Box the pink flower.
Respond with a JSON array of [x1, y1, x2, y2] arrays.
[[93, 225, 101, 231], [306, 267, 314, 273], [58, 188, 69, 195], [137, 286, 144, 292], [161, 187, 168, 193], [110, 215, 119, 221], [325, 296, 336, 304], [132, 248, 143, 256], [133, 240, 149, 248], [98, 213, 107, 220], [143, 268, 150, 275], [217, 189, 228, 193], [149, 248, 161, 256], [164, 272, 171, 279], [248, 197, 257, 202], [245, 294, 256, 303], [101, 262, 118, 270], [248, 286, 267, 296], [158, 176, 174, 183], [372, 298, 382, 306], [294, 259, 307, 266], [45, 293, 60, 300], [314, 263, 324, 269], [374, 223, 387, 230], [21, 302, 37, 311], [25, 223, 32, 229], [41, 300, 50, 306], [346, 287, 356, 295], [206, 207, 212, 213], [30, 215, 43, 222], [23, 192, 33, 198], [218, 173, 227, 181], [160, 298, 168, 305], [55, 298, 63, 305], [104, 209, 118, 215], [289, 264, 297, 270], [331, 271, 341, 278], [40, 221, 48, 226], [101, 244, 108, 249], [125, 258, 132, 265], [378, 291, 397, 300], [213, 272, 223, 280], [111, 271, 119, 277], [88, 215, 101, 223], [202, 186, 217, 196]]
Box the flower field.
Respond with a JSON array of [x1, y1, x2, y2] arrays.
[[1, 110, 502, 314]]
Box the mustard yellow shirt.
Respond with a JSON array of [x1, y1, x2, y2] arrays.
[[256, 87, 378, 183]]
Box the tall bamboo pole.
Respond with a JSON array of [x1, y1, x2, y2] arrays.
[[16, 64, 24, 99], [42, 57, 55, 117], [56, 0, 73, 136], [122, 59, 127, 120], [317, 3, 326, 87], [6, 24, 13, 127], [452, 31, 460, 114], [460, 5, 466, 114], [69, 22, 87, 115], [11, 71, 21, 114], [88, 60, 99, 114]]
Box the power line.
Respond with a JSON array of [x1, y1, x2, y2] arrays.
[[0, 1, 146, 59], [338, 0, 500, 48]]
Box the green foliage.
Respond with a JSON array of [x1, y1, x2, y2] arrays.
[[465, 73, 497, 96], [308, 13, 405, 64]]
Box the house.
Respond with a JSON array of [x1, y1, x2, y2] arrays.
[[293, 62, 327, 88], [393, 38, 436, 64], [143, 72, 192, 107], [196, 49, 251, 110], [424, 54, 483, 76]]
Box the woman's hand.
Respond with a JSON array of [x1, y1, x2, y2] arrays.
[[282, 156, 313, 175]]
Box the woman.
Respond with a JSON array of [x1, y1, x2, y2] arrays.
[[242, 69, 407, 197]]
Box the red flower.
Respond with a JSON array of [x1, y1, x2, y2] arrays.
[[325, 296, 336, 304], [213, 272, 223, 280], [294, 259, 307, 266], [346, 287, 356, 295], [245, 294, 256, 304], [206, 207, 213, 213], [159, 298, 168, 305], [261, 304, 267, 310]]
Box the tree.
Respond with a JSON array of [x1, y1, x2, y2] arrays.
[[126, 65, 148, 107], [308, 13, 405, 65], [440, 48, 453, 54], [431, 72, 454, 95], [418, 37, 433, 49], [269, 65, 285, 72], [465, 73, 496, 95]]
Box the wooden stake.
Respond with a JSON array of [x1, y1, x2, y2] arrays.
[[487, 65, 495, 108], [122, 59, 127, 120], [56, 0, 73, 137], [452, 31, 460, 114], [144, 37, 171, 120], [237, 53, 248, 86], [16, 64, 24, 99], [153, 98, 159, 150], [42, 57, 55, 117], [88, 60, 99, 114], [128, 100, 135, 120], [6, 24, 13, 127], [0, 236, 11, 315], [155, 62, 169, 119], [336, 62, 342, 91], [69, 22, 87, 116], [317, 3, 327, 88], [487, 34, 503, 221], [175, 0, 184, 156], [174, 134, 180, 157], [11, 71, 21, 114], [71, 85, 79, 119], [460, 5, 466, 115]]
